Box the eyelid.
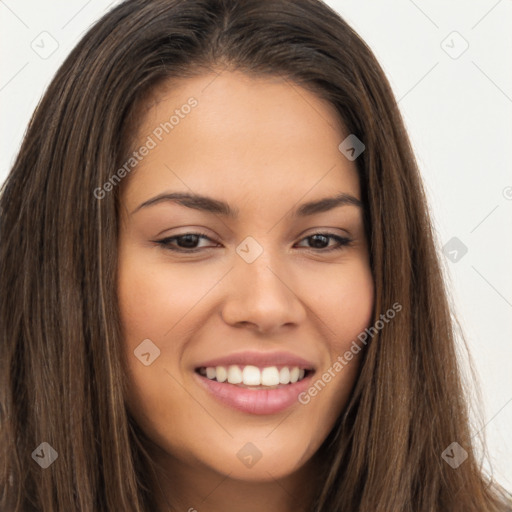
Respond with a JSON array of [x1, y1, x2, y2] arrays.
[[298, 226, 352, 239], [294, 233, 353, 252], [153, 231, 217, 250]]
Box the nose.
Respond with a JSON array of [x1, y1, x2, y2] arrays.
[[220, 247, 306, 334]]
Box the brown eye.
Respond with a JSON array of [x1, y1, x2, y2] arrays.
[[296, 233, 352, 252], [155, 232, 219, 252]]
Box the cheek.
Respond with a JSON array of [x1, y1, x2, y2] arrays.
[[335, 269, 374, 346], [117, 250, 224, 344], [117, 253, 201, 450], [306, 257, 375, 350], [291, 258, 374, 422], [117, 250, 230, 422], [308, 260, 373, 392]]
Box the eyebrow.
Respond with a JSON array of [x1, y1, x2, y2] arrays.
[[131, 191, 363, 216]]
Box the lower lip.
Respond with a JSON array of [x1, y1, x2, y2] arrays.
[[194, 372, 313, 415]]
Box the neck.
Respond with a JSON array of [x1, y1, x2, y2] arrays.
[[148, 445, 323, 512]]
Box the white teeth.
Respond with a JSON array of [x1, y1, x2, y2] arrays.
[[289, 367, 300, 383], [200, 365, 308, 386], [242, 365, 261, 385], [279, 367, 290, 384], [227, 365, 243, 384], [216, 366, 227, 383], [261, 367, 280, 386]]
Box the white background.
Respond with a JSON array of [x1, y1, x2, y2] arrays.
[[1, 0, 511, 490]]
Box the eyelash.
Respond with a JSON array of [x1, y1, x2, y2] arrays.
[[154, 231, 353, 254]]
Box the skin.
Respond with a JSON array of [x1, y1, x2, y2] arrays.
[[117, 70, 375, 512]]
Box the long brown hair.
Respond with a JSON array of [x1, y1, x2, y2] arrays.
[[1, 0, 510, 510]]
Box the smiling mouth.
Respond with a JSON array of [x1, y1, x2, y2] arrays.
[[195, 364, 314, 389]]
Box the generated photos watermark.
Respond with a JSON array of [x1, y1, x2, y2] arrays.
[[93, 97, 198, 200], [298, 301, 402, 405]]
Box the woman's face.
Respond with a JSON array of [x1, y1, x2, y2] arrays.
[[118, 70, 374, 483]]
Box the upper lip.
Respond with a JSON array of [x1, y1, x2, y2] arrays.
[[194, 350, 316, 370]]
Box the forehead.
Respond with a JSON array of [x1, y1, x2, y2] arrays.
[[122, 71, 360, 210]]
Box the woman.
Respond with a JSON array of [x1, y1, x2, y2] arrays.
[[1, 0, 510, 510]]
